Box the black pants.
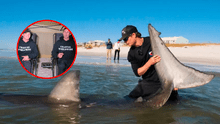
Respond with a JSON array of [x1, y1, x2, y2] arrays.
[[21, 61, 32, 73], [58, 59, 73, 75], [129, 79, 161, 100], [114, 50, 120, 60]]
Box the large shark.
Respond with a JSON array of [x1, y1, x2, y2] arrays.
[[0, 70, 80, 105], [145, 24, 215, 109], [48, 70, 80, 103]]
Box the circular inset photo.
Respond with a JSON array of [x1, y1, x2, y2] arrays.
[[17, 20, 77, 79]]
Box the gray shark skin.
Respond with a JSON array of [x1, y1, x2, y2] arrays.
[[146, 24, 214, 109], [0, 70, 81, 105], [48, 70, 80, 103]]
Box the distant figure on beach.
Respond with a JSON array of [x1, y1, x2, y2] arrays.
[[18, 29, 39, 73], [119, 25, 163, 100], [113, 40, 121, 61], [52, 28, 75, 75], [106, 38, 113, 60]]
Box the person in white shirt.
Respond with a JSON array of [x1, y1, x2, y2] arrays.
[[113, 40, 121, 61]]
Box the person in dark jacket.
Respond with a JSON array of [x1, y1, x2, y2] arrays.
[[18, 29, 39, 73], [106, 38, 112, 60], [119, 25, 162, 100], [52, 28, 76, 75], [119, 25, 178, 100]]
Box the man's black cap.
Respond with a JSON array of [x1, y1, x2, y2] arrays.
[[119, 25, 138, 41], [23, 28, 32, 34]]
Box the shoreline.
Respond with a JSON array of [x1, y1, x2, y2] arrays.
[[77, 45, 220, 66]]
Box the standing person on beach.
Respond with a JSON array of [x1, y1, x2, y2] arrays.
[[18, 29, 39, 73], [113, 39, 121, 61], [52, 28, 76, 75], [106, 38, 113, 60], [119, 25, 163, 100]]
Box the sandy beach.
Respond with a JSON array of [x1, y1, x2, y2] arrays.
[[77, 45, 220, 66]]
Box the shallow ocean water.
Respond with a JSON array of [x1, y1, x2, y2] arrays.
[[0, 51, 220, 123]]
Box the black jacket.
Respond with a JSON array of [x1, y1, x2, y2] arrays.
[[52, 36, 76, 61], [18, 38, 39, 61], [127, 37, 160, 82]]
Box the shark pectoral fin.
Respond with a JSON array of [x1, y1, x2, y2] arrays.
[[145, 81, 174, 109], [173, 67, 215, 89]]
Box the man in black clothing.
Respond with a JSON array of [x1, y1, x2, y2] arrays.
[[52, 28, 76, 75], [119, 25, 178, 100], [18, 29, 39, 73], [119, 25, 163, 100]]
